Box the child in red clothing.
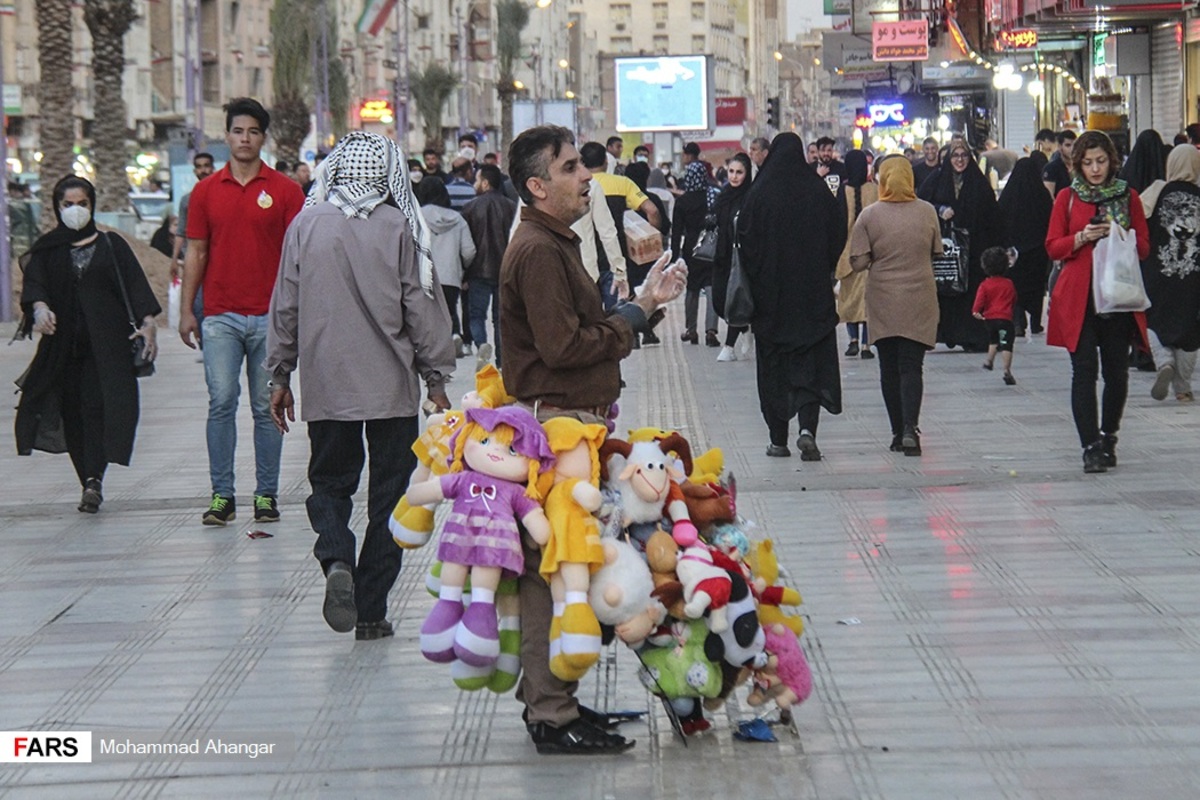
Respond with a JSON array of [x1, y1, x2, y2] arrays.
[[973, 247, 1018, 385]]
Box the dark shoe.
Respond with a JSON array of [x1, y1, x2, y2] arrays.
[[889, 434, 904, 452], [530, 718, 635, 755], [705, 329, 720, 347], [254, 494, 280, 522], [1003, 372, 1017, 386], [1083, 441, 1108, 474], [766, 444, 791, 457], [982, 361, 994, 371], [860, 347, 875, 360], [641, 330, 661, 345], [78, 478, 103, 514], [681, 329, 698, 344], [1031, 326, 1044, 334], [1151, 364, 1175, 401], [845, 340, 860, 357], [901, 426, 921, 457], [356, 619, 394, 641], [202, 494, 236, 526], [797, 432, 822, 461], [1101, 433, 1118, 468], [323, 562, 357, 633]]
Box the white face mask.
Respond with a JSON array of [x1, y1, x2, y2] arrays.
[[409, 170, 423, 184], [636, 154, 649, 163], [660, 166, 670, 175], [60, 205, 91, 231]]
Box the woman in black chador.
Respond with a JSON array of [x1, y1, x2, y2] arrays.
[[998, 156, 1054, 335], [15, 175, 161, 513], [737, 132, 846, 460], [919, 142, 998, 351]]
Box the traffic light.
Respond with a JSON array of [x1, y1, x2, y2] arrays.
[[766, 96, 781, 129]]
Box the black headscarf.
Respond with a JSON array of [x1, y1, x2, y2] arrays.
[[736, 132, 846, 348], [415, 175, 451, 208], [844, 150, 869, 219], [1118, 129, 1166, 194], [997, 157, 1053, 253], [624, 161, 651, 192], [27, 175, 99, 259]]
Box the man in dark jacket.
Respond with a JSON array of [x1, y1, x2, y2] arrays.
[[462, 164, 517, 366]]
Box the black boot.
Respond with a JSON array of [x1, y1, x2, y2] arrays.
[[1082, 441, 1108, 474], [1101, 433, 1118, 468], [901, 426, 921, 457]]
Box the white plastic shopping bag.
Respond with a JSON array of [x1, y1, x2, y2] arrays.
[[167, 276, 182, 331], [1092, 222, 1150, 314]]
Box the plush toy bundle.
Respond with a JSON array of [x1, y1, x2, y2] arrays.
[[390, 369, 812, 736]]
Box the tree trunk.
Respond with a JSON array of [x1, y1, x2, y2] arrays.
[[499, 87, 515, 159], [36, 0, 77, 231], [271, 91, 310, 166], [84, 0, 137, 213]]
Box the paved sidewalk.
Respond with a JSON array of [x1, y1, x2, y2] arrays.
[[1, 307, 1199, 800]]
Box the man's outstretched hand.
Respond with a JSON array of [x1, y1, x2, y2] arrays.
[[636, 250, 687, 315]]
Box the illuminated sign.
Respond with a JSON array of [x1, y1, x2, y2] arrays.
[[872, 20, 929, 62], [995, 29, 1038, 49], [947, 17, 970, 56], [359, 99, 394, 123], [855, 114, 874, 129], [868, 102, 907, 124]]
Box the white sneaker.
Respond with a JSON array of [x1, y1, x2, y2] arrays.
[[452, 334, 465, 359], [736, 333, 754, 360], [716, 345, 737, 362], [475, 342, 494, 373]]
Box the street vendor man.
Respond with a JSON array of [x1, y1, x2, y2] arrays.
[[499, 124, 686, 754]]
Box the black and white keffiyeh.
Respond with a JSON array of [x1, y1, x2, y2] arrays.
[[305, 131, 436, 296]]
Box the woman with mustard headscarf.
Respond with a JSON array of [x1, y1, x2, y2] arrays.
[[849, 155, 943, 456]]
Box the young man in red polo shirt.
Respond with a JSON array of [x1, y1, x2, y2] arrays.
[[179, 97, 305, 525]]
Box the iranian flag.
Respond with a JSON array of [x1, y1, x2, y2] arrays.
[[357, 0, 398, 37]]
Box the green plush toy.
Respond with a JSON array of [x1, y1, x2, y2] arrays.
[[636, 619, 722, 699], [429, 563, 521, 693]]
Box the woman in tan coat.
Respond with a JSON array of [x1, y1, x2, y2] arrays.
[[850, 155, 942, 456], [835, 150, 878, 359]]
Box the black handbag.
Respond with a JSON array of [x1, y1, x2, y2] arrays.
[[102, 233, 155, 378], [932, 221, 969, 296], [692, 213, 718, 263], [725, 212, 754, 326]]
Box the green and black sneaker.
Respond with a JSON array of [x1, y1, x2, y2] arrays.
[[254, 494, 280, 523], [202, 494, 236, 526]]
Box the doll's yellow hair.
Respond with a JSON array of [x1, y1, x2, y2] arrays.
[[473, 365, 515, 409], [539, 418, 607, 497], [449, 420, 543, 499]]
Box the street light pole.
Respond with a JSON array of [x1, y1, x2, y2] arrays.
[[393, 0, 409, 148], [0, 20, 11, 322]]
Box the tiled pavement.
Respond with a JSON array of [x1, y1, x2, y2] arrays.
[[1, 305, 1199, 800]]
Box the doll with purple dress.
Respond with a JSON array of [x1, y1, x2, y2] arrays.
[[406, 406, 555, 667]]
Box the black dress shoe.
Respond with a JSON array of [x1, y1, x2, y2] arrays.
[[530, 719, 635, 755], [641, 330, 661, 345], [766, 444, 790, 457], [78, 478, 103, 514], [355, 619, 394, 640], [323, 562, 356, 633]]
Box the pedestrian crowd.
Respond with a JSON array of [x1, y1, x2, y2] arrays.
[[13, 97, 1200, 754]]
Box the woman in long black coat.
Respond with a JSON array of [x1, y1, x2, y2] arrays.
[[737, 132, 846, 460], [671, 160, 719, 346], [919, 142, 998, 351], [1141, 143, 1200, 402], [16, 175, 161, 513], [998, 156, 1054, 335], [710, 152, 753, 361]]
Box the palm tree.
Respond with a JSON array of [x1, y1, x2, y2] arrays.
[[83, 0, 138, 214], [36, 0, 76, 230], [271, 0, 350, 163], [409, 63, 459, 152], [495, 0, 530, 155]]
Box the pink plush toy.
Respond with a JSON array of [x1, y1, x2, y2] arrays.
[[746, 623, 813, 710]]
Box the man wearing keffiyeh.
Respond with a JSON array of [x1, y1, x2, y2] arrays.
[[265, 131, 456, 640]]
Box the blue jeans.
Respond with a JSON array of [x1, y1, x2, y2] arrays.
[[467, 279, 500, 358], [202, 312, 281, 498]]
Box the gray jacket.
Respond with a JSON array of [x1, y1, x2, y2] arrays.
[[421, 205, 476, 289]]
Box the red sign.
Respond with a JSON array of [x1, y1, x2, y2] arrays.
[[872, 20, 929, 62], [995, 29, 1038, 49], [715, 97, 747, 125]]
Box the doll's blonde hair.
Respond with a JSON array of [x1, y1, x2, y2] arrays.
[[450, 420, 543, 499], [537, 418, 606, 497]]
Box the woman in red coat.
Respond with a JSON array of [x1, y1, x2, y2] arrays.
[[1045, 130, 1151, 474]]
